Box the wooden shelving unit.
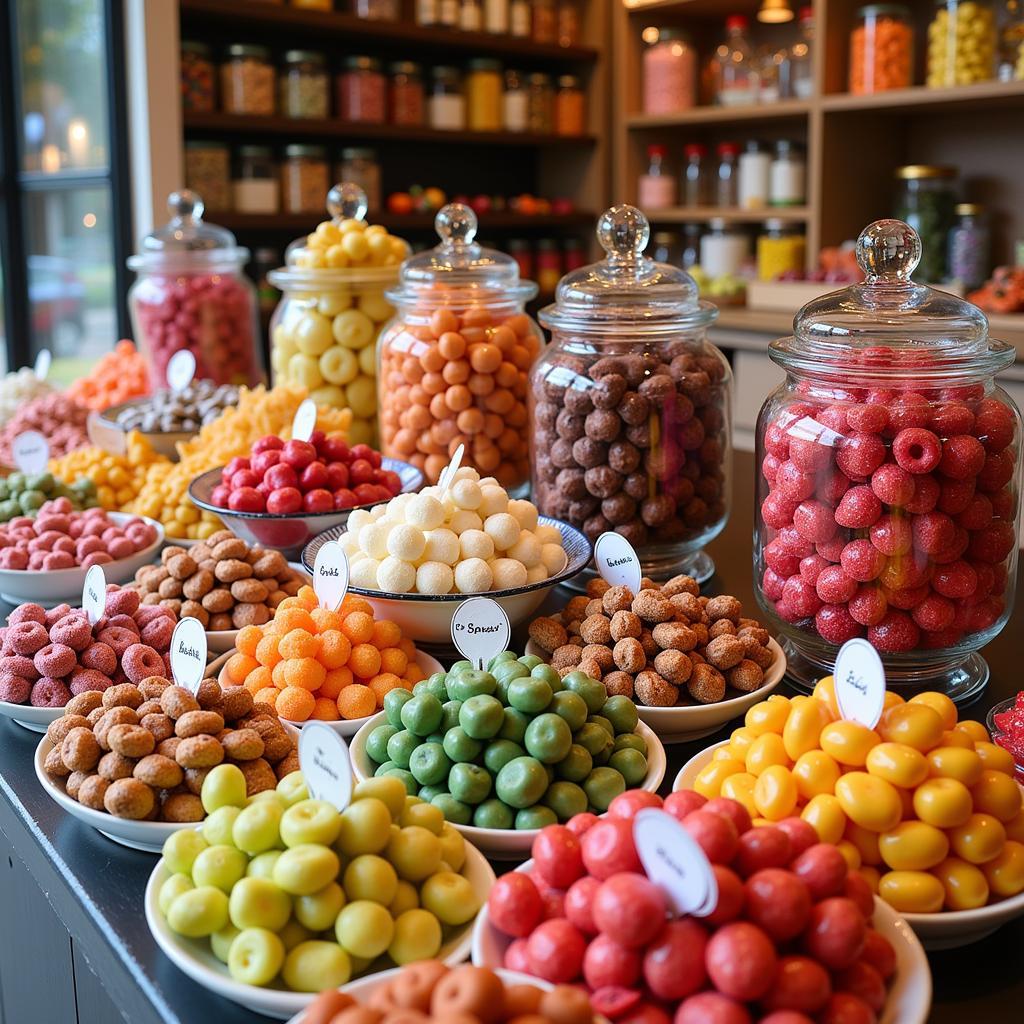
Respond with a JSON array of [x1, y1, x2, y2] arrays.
[[213, 209, 596, 232]]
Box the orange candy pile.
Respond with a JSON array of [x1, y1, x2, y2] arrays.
[[221, 584, 425, 722], [67, 340, 151, 410]]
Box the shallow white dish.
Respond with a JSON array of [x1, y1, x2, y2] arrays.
[[525, 637, 787, 744], [472, 864, 931, 1024], [0, 511, 164, 605], [33, 720, 300, 854], [675, 740, 1024, 949], [144, 840, 494, 1019], [351, 711, 666, 858], [0, 700, 66, 734]]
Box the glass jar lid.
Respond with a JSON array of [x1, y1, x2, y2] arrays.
[[771, 219, 1013, 379], [538, 205, 716, 336], [127, 190, 249, 273], [386, 203, 538, 305]]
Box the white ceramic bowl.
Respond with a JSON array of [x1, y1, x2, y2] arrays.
[[675, 740, 1024, 949], [144, 840, 494, 1019], [0, 699, 66, 734], [0, 511, 164, 605], [301, 517, 592, 649], [350, 711, 666, 859], [33, 720, 300, 854], [472, 863, 931, 1024], [525, 637, 787, 744]]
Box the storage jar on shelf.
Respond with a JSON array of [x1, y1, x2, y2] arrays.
[[268, 183, 409, 447], [849, 4, 913, 94], [232, 145, 279, 213], [927, 0, 997, 86], [221, 44, 275, 115], [184, 140, 229, 211], [180, 41, 215, 113], [642, 28, 697, 114], [753, 218, 1020, 702], [127, 190, 262, 389], [280, 49, 329, 119], [949, 202, 989, 290], [894, 164, 957, 283], [757, 220, 806, 280], [282, 144, 330, 214], [532, 204, 731, 582], [378, 203, 541, 488]]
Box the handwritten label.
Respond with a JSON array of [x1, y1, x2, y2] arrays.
[[594, 531, 642, 593], [166, 349, 196, 392], [451, 597, 510, 670], [437, 444, 464, 495], [299, 722, 353, 811], [33, 349, 51, 381], [634, 808, 718, 917], [834, 637, 885, 729], [82, 565, 107, 625], [11, 431, 49, 475], [170, 617, 208, 695], [292, 399, 317, 443], [313, 540, 350, 611]]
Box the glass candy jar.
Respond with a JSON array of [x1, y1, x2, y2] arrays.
[[533, 205, 731, 582], [127, 190, 262, 388], [379, 203, 541, 488], [268, 184, 409, 446], [754, 219, 1021, 702]]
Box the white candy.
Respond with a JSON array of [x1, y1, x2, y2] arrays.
[[370, 504, 388, 521], [449, 509, 483, 535], [387, 523, 426, 562], [534, 524, 562, 546], [377, 556, 416, 593], [454, 557, 493, 594], [484, 512, 521, 551], [541, 542, 568, 574], [450, 478, 482, 511], [526, 564, 549, 584], [350, 557, 381, 589], [347, 509, 373, 533], [459, 528, 495, 561], [405, 493, 445, 530], [478, 485, 509, 518], [452, 466, 479, 483], [507, 499, 539, 532], [359, 522, 391, 560], [423, 528, 460, 565], [416, 561, 455, 595], [490, 557, 529, 590], [507, 530, 542, 568]]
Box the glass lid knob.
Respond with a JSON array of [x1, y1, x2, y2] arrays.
[[856, 219, 922, 284], [167, 189, 204, 224], [435, 203, 477, 247], [326, 182, 368, 222], [597, 204, 650, 262]]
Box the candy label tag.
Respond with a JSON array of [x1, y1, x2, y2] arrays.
[[292, 399, 317, 443], [167, 349, 196, 392], [170, 617, 208, 695], [82, 565, 107, 625], [834, 637, 886, 729], [451, 597, 510, 670], [299, 722, 353, 812], [594, 531, 642, 593], [33, 349, 51, 381], [438, 444, 464, 495], [313, 541, 349, 611], [634, 808, 718, 917], [11, 431, 49, 474]]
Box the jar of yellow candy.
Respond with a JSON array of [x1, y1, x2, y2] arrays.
[[927, 0, 997, 87], [268, 182, 409, 447]]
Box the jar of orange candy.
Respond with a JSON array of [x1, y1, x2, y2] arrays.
[[849, 4, 914, 94], [378, 203, 541, 490]]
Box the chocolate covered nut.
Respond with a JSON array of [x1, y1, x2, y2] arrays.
[[141, 712, 175, 742], [222, 728, 264, 761], [584, 466, 623, 499], [65, 770, 90, 799], [182, 569, 215, 600], [160, 685, 200, 719], [102, 683, 144, 710], [579, 614, 612, 646], [591, 373, 626, 410], [175, 709, 225, 738], [612, 637, 645, 673], [215, 558, 253, 583], [651, 622, 697, 652], [45, 745, 71, 777], [180, 601, 210, 628], [65, 692, 104, 718], [167, 553, 197, 580], [79, 775, 111, 811], [108, 723, 156, 758], [103, 778, 154, 820], [688, 662, 726, 704], [631, 589, 674, 624], [47, 713, 91, 746], [527, 617, 567, 654], [602, 670, 635, 698], [175, 734, 224, 769], [635, 669, 678, 707], [709, 619, 738, 639], [571, 437, 607, 469], [609, 610, 642, 642], [232, 603, 270, 628], [201, 588, 234, 613], [134, 754, 183, 789], [555, 409, 586, 441], [706, 595, 742, 623], [98, 751, 136, 781], [61, 727, 101, 771], [219, 686, 254, 721], [552, 644, 583, 670], [211, 537, 248, 561], [581, 644, 614, 673], [670, 592, 704, 622], [584, 409, 620, 443], [563, 385, 593, 415], [638, 628, 659, 658], [162, 793, 204, 822], [728, 660, 764, 692], [654, 649, 693, 685]]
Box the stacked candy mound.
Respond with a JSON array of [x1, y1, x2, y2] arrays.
[[0, 472, 97, 523], [66, 339, 150, 410], [51, 431, 169, 511], [0, 366, 54, 427], [0, 392, 90, 462]]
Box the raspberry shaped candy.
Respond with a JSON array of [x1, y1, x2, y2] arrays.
[[930, 402, 975, 437], [867, 610, 920, 652], [956, 494, 994, 532], [878, 556, 932, 593], [887, 393, 931, 433], [912, 594, 956, 632], [869, 514, 913, 557], [938, 435, 987, 481], [834, 486, 882, 530], [936, 477, 976, 516], [968, 521, 1016, 564], [789, 437, 833, 473], [911, 512, 956, 556], [777, 525, 815, 557], [761, 453, 782, 485], [871, 464, 915, 508], [775, 461, 817, 502], [818, 404, 851, 433], [761, 492, 799, 530], [931, 526, 970, 565], [836, 433, 886, 480], [815, 604, 863, 644], [764, 538, 801, 577], [848, 585, 888, 627], [816, 536, 848, 563], [977, 450, 1016, 492], [799, 554, 831, 586], [840, 539, 886, 582], [764, 420, 792, 459], [905, 474, 941, 515], [792, 500, 838, 544], [781, 576, 823, 619], [973, 398, 1015, 453], [817, 468, 851, 506], [761, 567, 787, 601], [816, 565, 858, 605], [892, 428, 942, 474], [846, 404, 888, 434], [882, 583, 930, 610]]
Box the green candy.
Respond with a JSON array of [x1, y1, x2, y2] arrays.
[[448, 660, 474, 676], [494, 660, 531, 687], [483, 739, 524, 776], [19, 490, 45, 512], [487, 651, 518, 669], [448, 763, 492, 805], [384, 688, 415, 729], [442, 727, 482, 764], [574, 722, 614, 759], [543, 781, 588, 821], [424, 732, 445, 746], [507, 676, 552, 714], [458, 694, 504, 740], [613, 733, 648, 756], [400, 693, 443, 737], [515, 806, 557, 830], [517, 654, 543, 670], [417, 784, 448, 803], [583, 767, 626, 811], [530, 663, 561, 689], [587, 714, 614, 737], [381, 767, 417, 795], [498, 708, 530, 745], [0, 499, 18, 521], [602, 695, 639, 735], [473, 798, 515, 830], [386, 730, 420, 769], [373, 760, 397, 776], [524, 713, 572, 765], [409, 742, 451, 787], [446, 669, 496, 702], [563, 671, 607, 714], [495, 756, 548, 809], [555, 744, 593, 783], [440, 699, 463, 733], [366, 724, 398, 764], [431, 793, 472, 825], [413, 676, 448, 703], [549, 691, 588, 732], [608, 748, 648, 786]]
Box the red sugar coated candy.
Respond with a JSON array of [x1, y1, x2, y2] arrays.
[[867, 610, 920, 652], [870, 464, 915, 507], [839, 540, 886, 583], [939, 434, 987, 480], [833, 487, 881, 530], [892, 427, 942, 474], [816, 566, 857, 605], [836, 433, 886, 479]]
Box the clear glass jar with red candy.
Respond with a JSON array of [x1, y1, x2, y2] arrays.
[[379, 203, 541, 490], [126, 190, 262, 388], [532, 204, 731, 584], [754, 219, 1021, 703]]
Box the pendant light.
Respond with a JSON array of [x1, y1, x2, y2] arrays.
[[758, 0, 794, 23]]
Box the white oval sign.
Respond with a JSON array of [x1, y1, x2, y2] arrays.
[[33, 349, 52, 381], [299, 722, 353, 812], [313, 541, 349, 611], [292, 398, 317, 443], [438, 443, 465, 495], [594, 531, 642, 593], [82, 565, 107, 625], [634, 808, 718, 918], [834, 637, 886, 730], [167, 349, 196, 392], [170, 617, 208, 695], [11, 431, 49, 474], [451, 596, 510, 670]]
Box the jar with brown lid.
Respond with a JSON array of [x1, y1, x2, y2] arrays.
[[554, 73, 585, 135], [222, 43, 275, 115]]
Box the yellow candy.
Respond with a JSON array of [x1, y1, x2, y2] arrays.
[[752, 765, 798, 821], [332, 309, 375, 350], [727, 726, 758, 759], [878, 702, 945, 753], [811, 675, 839, 717], [294, 311, 335, 356], [974, 740, 1016, 775], [835, 772, 902, 832], [938, 727, 975, 749], [1005, 809, 1024, 844], [820, 720, 881, 767], [927, 746, 984, 786], [783, 696, 832, 760], [693, 758, 745, 799], [948, 813, 1006, 864], [319, 347, 360, 386], [792, 749, 841, 800], [909, 692, 958, 731], [970, 770, 1022, 823], [878, 821, 949, 871], [879, 870, 946, 914], [744, 694, 790, 736], [956, 719, 989, 744], [345, 376, 378, 419], [933, 856, 990, 910], [745, 732, 791, 776], [836, 840, 862, 871], [802, 793, 847, 844], [720, 773, 759, 817], [858, 865, 881, 893], [845, 821, 882, 866], [982, 840, 1024, 897], [913, 777, 972, 829], [865, 742, 929, 789]]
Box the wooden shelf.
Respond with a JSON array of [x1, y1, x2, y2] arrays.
[[183, 112, 595, 148], [822, 80, 1024, 115], [648, 206, 810, 225], [179, 0, 599, 65], [214, 210, 594, 232], [626, 100, 811, 129]]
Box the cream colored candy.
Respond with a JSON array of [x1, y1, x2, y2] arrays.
[[449, 509, 483, 535], [459, 529, 495, 561], [318, 291, 351, 317], [348, 509, 373, 533], [406, 493, 445, 530], [377, 556, 416, 593], [507, 530, 542, 568], [350, 557, 381, 589], [526, 564, 549, 584], [416, 561, 455, 596], [450, 479, 482, 511], [423, 528, 460, 565], [484, 513, 521, 551], [359, 522, 391, 560], [454, 558, 493, 594], [491, 557, 528, 590], [478, 485, 508, 518], [358, 290, 392, 322], [387, 524, 426, 562], [535, 524, 562, 546], [541, 542, 568, 574], [508, 499, 539, 532], [332, 309, 375, 350]]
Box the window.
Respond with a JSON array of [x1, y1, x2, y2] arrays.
[[0, 0, 130, 385]]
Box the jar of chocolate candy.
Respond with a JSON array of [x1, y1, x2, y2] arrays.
[[532, 204, 730, 583], [754, 218, 1021, 703], [379, 203, 541, 489]]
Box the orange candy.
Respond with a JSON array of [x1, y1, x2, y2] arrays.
[[279, 628, 320, 660], [320, 667, 354, 699], [283, 657, 327, 692], [379, 647, 408, 676], [66, 340, 150, 410], [337, 684, 376, 720], [849, 14, 912, 94], [349, 643, 382, 680], [311, 696, 341, 721], [236, 625, 262, 658], [372, 620, 402, 649], [226, 653, 259, 684], [319, 630, 353, 670], [342, 611, 375, 645], [277, 686, 316, 721]]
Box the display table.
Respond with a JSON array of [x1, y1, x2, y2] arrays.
[[1, 451, 1023, 1023]]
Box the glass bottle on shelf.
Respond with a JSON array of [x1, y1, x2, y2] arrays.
[[222, 44, 276, 115], [466, 58, 503, 130], [558, 0, 580, 46], [484, 0, 508, 33], [338, 147, 381, 212], [928, 0, 998, 86], [554, 73, 585, 135], [429, 66, 466, 130], [738, 141, 771, 210], [533, 0, 557, 42], [280, 49, 329, 119], [757, 220, 806, 280], [510, 0, 531, 36], [714, 15, 757, 106], [232, 145, 279, 213], [389, 61, 425, 126], [526, 71, 554, 132], [637, 144, 677, 210], [354, 0, 400, 19], [949, 203, 990, 290], [682, 143, 710, 208], [700, 218, 749, 277], [894, 164, 957, 281], [755, 45, 786, 102], [180, 41, 215, 114], [337, 56, 386, 123], [770, 140, 806, 206], [460, 0, 482, 30], [536, 239, 562, 294], [851, 5, 913, 94], [716, 142, 740, 208], [652, 230, 678, 264], [681, 222, 703, 269], [790, 5, 815, 98], [417, 0, 439, 25], [642, 28, 697, 114], [503, 68, 528, 130]]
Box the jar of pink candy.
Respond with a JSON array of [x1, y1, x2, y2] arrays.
[[754, 219, 1022, 703], [127, 190, 263, 389]]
